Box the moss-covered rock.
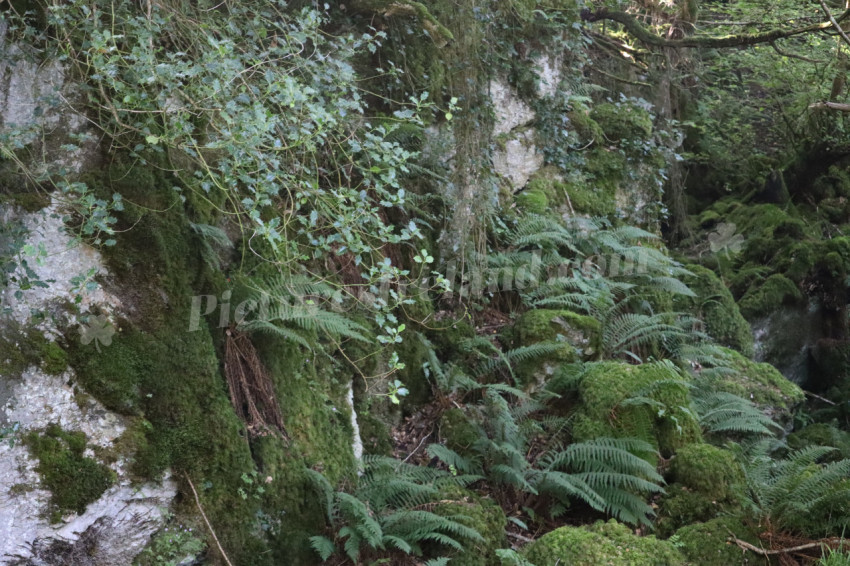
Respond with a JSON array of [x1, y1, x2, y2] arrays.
[[440, 407, 480, 452], [514, 309, 600, 356], [654, 484, 727, 538], [738, 273, 802, 319], [25, 423, 115, 521], [674, 265, 753, 356], [590, 102, 653, 142], [670, 443, 744, 501], [673, 517, 760, 566], [523, 519, 684, 565], [714, 347, 805, 423], [571, 362, 701, 457], [433, 486, 507, 566], [0, 325, 68, 377], [510, 309, 601, 386], [787, 423, 850, 461]]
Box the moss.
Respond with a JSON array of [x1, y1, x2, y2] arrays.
[[523, 519, 685, 566], [654, 484, 727, 538], [433, 486, 507, 566], [787, 423, 850, 461], [590, 102, 653, 142], [25, 423, 115, 521], [716, 347, 805, 421], [0, 326, 68, 377], [515, 188, 550, 214], [1, 190, 50, 212], [673, 517, 760, 566], [737, 273, 802, 319], [439, 407, 480, 452], [571, 362, 701, 458], [674, 265, 753, 356], [670, 443, 744, 501], [514, 309, 600, 356]]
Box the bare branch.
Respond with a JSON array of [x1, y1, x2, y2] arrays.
[[770, 40, 827, 63], [581, 7, 850, 49], [818, 0, 850, 48]]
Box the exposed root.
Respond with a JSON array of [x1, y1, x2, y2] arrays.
[[224, 327, 287, 439]]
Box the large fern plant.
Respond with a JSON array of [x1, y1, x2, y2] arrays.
[[740, 444, 850, 537], [306, 456, 484, 563], [427, 386, 665, 526]]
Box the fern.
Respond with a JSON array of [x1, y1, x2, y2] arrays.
[[741, 444, 850, 536], [238, 274, 368, 347], [306, 456, 484, 563]]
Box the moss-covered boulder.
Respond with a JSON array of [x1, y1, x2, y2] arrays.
[[523, 519, 684, 565], [513, 309, 600, 357], [509, 309, 601, 385], [673, 265, 753, 356], [673, 517, 760, 566], [433, 487, 507, 566], [714, 347, 805, 423], [670, 443, 744, 501], [654, 484, 727, 538], [571, 362, 701, 457], [440, 407, 481, 452], [787, 423, 850, 461], [738, 273, 802, 319]]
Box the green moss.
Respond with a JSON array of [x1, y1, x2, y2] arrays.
[[674, 265, 753, 356], [654, 484, 727, 538], [25, 424, 115, 521], [514, 309, 600, 356], [673, 517, 760, 566], [434, 486, 507, 566], [0, 326, 69, 377], [590, 102, 653, 142], [523, 519, 684, 566], [572, 362, 701, 458], [716, 347, 804, 420], [670, 444, 743, 501], [515, 188, 549, 214], [737, 273, 801, 319], [440, 407, 480, 452], [787, 423, 850, 461]]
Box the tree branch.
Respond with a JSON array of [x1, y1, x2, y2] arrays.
[[810, 100, 850, 111], [770, 40, 827, 63], [581, 7, 850, 49], [818, 0, 850, 48]]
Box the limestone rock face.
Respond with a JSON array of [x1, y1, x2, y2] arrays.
[[0, 201, 176, 564]]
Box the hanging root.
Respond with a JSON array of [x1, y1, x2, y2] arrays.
[[224, 326, 287, 439]]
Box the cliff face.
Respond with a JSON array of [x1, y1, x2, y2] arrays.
[[2, 2, 848, 565]]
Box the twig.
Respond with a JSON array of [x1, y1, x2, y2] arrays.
[[401, 432, 431, 463], [589, 67, 652, 87], [185, 474, 235, 566], [770, 40, 826, 63], [507, 531, 535, 544], [819, 0, 850, 48], [804, 390, 838, 405]]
